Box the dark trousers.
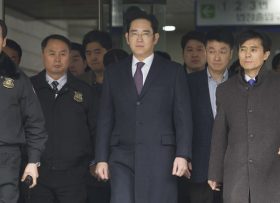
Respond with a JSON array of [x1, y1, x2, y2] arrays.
[[86, 175, 110, 203], [27, 181, 86, 203], [18, 145, 28, 203], [26, 165, 87, 203], [178, 177, 190, 203], [189, 182, 222, 203], [86, 184, 110, 203], [109, 161, 134, 203], [0, 146, 21, 203]]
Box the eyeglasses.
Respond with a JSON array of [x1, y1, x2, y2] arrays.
[[129, 31, 153, 39]]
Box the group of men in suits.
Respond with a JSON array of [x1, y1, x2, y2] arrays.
[[2, 7, 280, 203], [92, 10, 280, 203], [180, 27, 280, 203], [93, 10, 280, 203]]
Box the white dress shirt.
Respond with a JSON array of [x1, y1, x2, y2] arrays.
[[244, 74, 256, 82], [131, 54, 154, 85], [46, 73, 67, 91]]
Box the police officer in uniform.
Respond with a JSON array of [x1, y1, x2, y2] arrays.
[[28, 34, 97, 203], [0, 19, 48, 203]]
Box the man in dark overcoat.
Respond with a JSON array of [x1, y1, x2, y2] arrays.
[[208, 30, 280, 203], [95, 11, 192, 203], [28, 34, 97, 203]]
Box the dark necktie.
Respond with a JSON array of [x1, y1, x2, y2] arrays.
[[248, 79, 255, 86], [134, 62, 145, 95], [51, 81, 59, 94]]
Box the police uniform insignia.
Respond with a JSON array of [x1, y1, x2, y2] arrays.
[[3, 77, 14, 88], [74, 91, 83, 102]]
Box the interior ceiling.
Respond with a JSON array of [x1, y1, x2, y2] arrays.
[[5, 0, 101, 19], [5, 0, 195, 31]]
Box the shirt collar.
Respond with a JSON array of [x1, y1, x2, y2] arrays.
[[46, 73, 67, 87], [207, 67, 229, 83], [244, 74, 256, 82], [132, 53, 154, 68]]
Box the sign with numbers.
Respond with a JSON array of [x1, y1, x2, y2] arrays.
[[197, 0, 280, 25]]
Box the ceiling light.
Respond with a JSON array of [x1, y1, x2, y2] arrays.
[[162, 26, 176, 31]]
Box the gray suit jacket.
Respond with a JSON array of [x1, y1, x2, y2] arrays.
[[208, 67, 280, 203]]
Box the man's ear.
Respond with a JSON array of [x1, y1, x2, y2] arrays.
[[153, 33, 160, 45], [125, 32, 129, 45], [264, 51, 270, 61], [2, 37, 6, 47]]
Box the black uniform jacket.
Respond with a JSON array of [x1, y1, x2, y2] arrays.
[[31, 70, 97, 170], [0, 53, 47, 163]]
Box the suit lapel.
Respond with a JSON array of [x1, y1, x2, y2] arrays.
[[139, 55, 161, 99], [123, 56, 139, 99]]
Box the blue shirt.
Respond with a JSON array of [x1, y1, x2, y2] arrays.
[[207, 68, 228, 118]]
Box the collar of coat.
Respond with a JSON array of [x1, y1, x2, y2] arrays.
[[238, 64, 268, 87], [0, 52, 20, 79]]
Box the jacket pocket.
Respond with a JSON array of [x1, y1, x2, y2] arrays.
[[161, 134, 176, 146], [110, 135, 120, 146]]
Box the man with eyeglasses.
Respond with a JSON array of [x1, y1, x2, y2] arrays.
[[187, 29, 234, 203], [95, 10, 192, 203]]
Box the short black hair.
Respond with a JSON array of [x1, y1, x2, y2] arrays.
[[272, 53, 280, 71], [82, 30, 112, 51], [237, 29, 271, 52], [71, 42, 85, 60], [41, 34, 71, 51], [103, 48, 129, 66], [205, 29, 234, 49], [125, 10, 159, 34], [0, 19, 7, 38], [181, 31, 205, 50], [6, 39, 22, 59]]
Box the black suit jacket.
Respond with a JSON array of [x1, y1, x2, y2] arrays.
[[95, 54, 192, 202], [188, 69, 214, 183]]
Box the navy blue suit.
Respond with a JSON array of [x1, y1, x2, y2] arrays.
[[95, 55, 192, 203]]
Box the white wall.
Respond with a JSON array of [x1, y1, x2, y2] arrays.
[[5, 13, 68, 76], [165, 30, 185, 64]]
